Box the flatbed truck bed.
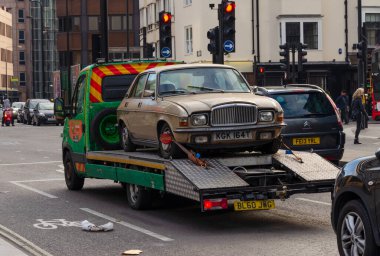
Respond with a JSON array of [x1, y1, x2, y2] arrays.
[[83, 149, 339, 211]]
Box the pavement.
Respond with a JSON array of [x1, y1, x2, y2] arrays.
[[0, 237, 28, 256]]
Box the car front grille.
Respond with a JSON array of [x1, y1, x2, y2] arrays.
[[211, 104, 257, 126]]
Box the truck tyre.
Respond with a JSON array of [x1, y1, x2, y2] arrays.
[[91, 108, 120, 150], [64, 152, 84, 190], [119, 122, 136, 152], [259, 137, 281, 155], [126, 183, 152, 210], [337, 200, 378, 256], [158, 123, 183, 159]]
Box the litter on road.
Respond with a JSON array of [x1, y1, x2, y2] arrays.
[[80, 220, 113, 232]]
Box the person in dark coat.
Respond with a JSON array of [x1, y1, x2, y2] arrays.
[[351, 88, 367, 144], [335, 90, 349, 124]]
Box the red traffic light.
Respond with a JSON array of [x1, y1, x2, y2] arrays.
[[162, 12, 172, 23], [259, 67, 265, 73], [225, 2, 236, 13]]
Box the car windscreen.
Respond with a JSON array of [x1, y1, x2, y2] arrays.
[[158, 67, 250, 96], [39, 103, 54, 110], [12, 102, 24, 108], [102, 74, 137, 102], [269, 91, 335, 118], [30, 100, 50, 109]]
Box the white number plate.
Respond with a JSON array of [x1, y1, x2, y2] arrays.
[[48, 117, 55, 121], [213, 130, 252, 141]]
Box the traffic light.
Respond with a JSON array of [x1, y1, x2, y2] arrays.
[[297, 43, 308, 72], [207, 27, 219, 55], [159, 11, 172, 58], [357, 41, 367, 59], [146, 43, 155, 58], [279, 43, 290, 66], [222, 1, 236, 53]]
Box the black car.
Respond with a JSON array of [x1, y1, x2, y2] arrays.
[[32, 102, 57, 126], [331, 149, 380, 256], [256, 84, 345, 164], [23, 99, 50, 125]]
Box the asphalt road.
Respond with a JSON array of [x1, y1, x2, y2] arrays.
[[3, 122, 378, 256]]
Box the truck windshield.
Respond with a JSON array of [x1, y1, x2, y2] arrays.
[[158, 68, 250, 96]]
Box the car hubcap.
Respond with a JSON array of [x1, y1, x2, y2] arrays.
[[129, 184, 139, 204], [122, 127, 129, 146], [341, 212, 366, 256]]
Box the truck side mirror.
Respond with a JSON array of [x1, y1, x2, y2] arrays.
[[54, 98, 68, 118]]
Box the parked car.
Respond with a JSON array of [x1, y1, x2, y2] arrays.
[[23, 99, 51, 125], [32, 102, 56, 126], [17, 104, 25, 123], [11, 102, 25, 123], [117, 64, 285, 158], [331, 149, 380, 256], [256, 84, 345, 164]]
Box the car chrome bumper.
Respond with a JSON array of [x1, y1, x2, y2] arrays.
[[174, 123, 286, 133]]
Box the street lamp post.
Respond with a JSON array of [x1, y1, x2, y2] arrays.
[[31, 0, 46, 99]]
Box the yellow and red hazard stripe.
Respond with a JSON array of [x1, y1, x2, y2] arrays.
[[90, 62, 175, 103]]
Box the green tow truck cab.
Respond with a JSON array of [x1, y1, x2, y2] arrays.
[[55, 60, 340, 212]]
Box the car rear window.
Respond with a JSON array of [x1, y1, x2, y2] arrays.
[[102, 75, 137, 102], [270, 91, 335, 118]]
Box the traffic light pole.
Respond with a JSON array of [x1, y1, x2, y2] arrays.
[[357, 0, 363, 87], [217, 3, 224, 64], [291, 45, 296, 83]]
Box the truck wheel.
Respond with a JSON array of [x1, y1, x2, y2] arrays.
[[91, 108, 120, 150], [126, 183, 152, 210], [259, 138, 281, 154], [64, 152, 84, 190], [119, 122, 136, 152], [158, 123, 183, 159], [337, 200, 378, 256]]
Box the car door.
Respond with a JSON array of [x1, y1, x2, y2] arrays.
[[138, 73, 158, 142], [67, 74, 87, 158], [123, 73, 148, 141]]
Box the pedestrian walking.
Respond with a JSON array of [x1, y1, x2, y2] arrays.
[[351, 88, 368, 144], [335, 90, 349, 124]]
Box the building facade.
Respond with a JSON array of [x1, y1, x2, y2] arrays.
[[0, 6, 14, 101], [139, 0, 380, 99]]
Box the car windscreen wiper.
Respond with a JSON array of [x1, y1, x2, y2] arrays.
[[187, 85, 225, 93]]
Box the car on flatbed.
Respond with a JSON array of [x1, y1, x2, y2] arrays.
[[331, 148, 380, 256], [117, 64, 285, 158], [256, 84, 345, 164]]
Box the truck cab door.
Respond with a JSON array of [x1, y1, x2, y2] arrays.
[[66, 74, 87, 162]]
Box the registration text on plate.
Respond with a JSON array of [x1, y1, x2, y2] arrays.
[[292, 137, 320, 145], [214, 130, 252, 141], [234, 199, 275, 211]]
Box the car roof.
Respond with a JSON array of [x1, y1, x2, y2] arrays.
[[258, 84, 324, 94], [144, 63, 237, 73]]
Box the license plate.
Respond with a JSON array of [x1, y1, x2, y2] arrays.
[[48, 117, 55, 121], [234, 199, 275, 211], [213, 130, 252, 141], [292, 137, 320, 145]]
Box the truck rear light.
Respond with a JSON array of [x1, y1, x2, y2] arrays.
[[203, 198, 228, 211]]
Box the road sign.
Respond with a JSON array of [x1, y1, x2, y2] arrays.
[[223, 40, 234, 53], [11, 77, 19, 82], [161, 47, 171, 58]]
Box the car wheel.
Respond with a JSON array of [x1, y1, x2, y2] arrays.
[[119, 122, 136, 152], [259, 137, 281, 154], [90, 108, 120, 150], [126, 183, 152, 210], [158, 123, 183, 159], [63, 151, 85, 190], [27, 116, 31, 125], [23, 117, 27, 124], [37, 119, 41, 126], [337, 200, 378, 256]]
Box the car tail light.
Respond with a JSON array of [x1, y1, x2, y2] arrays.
[[4, 113, 7, 118], [203, 198, 228, 211], [326, 94, 343, 129]]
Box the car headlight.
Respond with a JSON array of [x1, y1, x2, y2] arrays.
[[191, 114, 207, 126], [259, 111, 274, 122]]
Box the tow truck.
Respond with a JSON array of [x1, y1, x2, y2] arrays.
[[54, 60, 340, 212]]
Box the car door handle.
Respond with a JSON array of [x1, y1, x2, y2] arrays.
[[138, 102, 142, 108], [124, 102, 129, 107]]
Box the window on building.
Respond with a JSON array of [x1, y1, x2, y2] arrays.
[[0, 49, 5, 62], [156, 0, 162, 22], [19, 72, 26, 86], [18, 9, 25, 23], [122, 15, 132, 30], [184, 0, 192, 6], [366, 13, 380, 22], [72, 17, 80, 32], [164, 0, 171, 12], [19, 30, 25, 44], [147, 4, 156, 29], [6, 25, 12, 38], [365, 13, 380, 46], [280, 19, 321, 50], [110, 16, 122, 31], [139, 8, 146, 27], [88, 16, 99, 31], [0, 23, 5, 36], [19, 51, 25, 65], [185, 26, 193, 54]]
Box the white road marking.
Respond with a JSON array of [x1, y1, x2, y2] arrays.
[[295, 197, 331, 206], [0, 161, 61, 166], [56, 170, 64, 173], [81, 208, 173, 242], [58, 164, 64, 169], [9, 178, 63, 199]]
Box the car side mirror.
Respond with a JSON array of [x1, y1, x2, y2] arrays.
[[255, 91, 265, 96], [143, 90, 155, 98], [376, 148, 380, 160], [250, 85, 258, 93]]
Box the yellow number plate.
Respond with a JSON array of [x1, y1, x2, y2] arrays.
[[234, 200, 275, 211], [292, 137, 320, 145]]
